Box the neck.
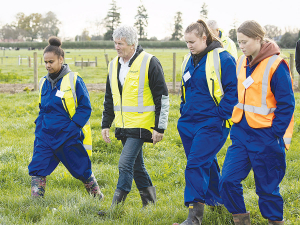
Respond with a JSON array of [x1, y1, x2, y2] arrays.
[[122, 50, 135, 63]]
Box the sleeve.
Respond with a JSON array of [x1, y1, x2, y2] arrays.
[[101, 75, 115, 129], [295, 40, 300, 75], [214, 51, 238, 120], [270, 61, 295, 138], [148, 56, 169, 133], [71, 76, 92, 128]]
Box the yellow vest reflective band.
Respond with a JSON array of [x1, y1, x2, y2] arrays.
[[39, 72, 93, 156], [220, 29, 238, 60], [109, 51, 155, 132], [233, 55, 294, 150], [181, 48, 233, 128]]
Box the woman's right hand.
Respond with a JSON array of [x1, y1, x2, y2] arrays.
[[102, 128, 111, 143]]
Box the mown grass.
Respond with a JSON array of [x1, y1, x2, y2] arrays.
[[0, 48, 297, 85], [0, 91, 299, 225]]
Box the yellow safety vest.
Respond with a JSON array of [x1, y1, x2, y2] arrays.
[[219, 29, 238, 60], [109, 51, 155, 132], [39, 72, 93, 156], [181, 48, 233, 128]]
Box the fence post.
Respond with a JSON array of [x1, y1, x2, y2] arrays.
[[18, 56, 20, 65], [28, 56, 31, 67], [74, 57, 76, 65], [34, 52, 38, 91], [41, 57, 43, 65], [95, 56, 97, 67], [173, 52, 176, 92], [289, 53, 295, 80], [20, 56, 22, 65], [81, 57, 83, 70], [105, 53, 109, 68]]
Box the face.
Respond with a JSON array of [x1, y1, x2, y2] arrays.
[[211, 28, 219, 38], [184, 31, 207, 55], [114, 38, 135, 62], [44, 52, 63, 74], [237, 32, 261, 59]]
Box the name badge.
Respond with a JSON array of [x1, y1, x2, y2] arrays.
[[55, 90, 65, 98], [183, 71, 191, 82], [243, 76, 254, 89]]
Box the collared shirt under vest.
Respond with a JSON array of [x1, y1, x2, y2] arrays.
[[109, 51, 156, 132], [232, 54, 294, 149]]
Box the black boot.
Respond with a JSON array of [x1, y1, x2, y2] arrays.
[[98, 189, 128, 216], [173, 202, 205, 225], [139, 186, 156, 207]]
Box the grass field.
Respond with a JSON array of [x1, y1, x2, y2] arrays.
[[0, 48, 298, 85], [0, 90, 299, 225]]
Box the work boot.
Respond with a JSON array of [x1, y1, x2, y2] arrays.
[[173, 202, 205, 225], [31, 176, 46, 197], [83, 173, 104, 200], [232, 212, 251, 225], [268, 220, 284, 225], [98, 189, 128, 216], [139, 186, 156, 207]]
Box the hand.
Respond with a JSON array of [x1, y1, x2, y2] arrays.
[[152, 130, 164, 145], [102, 128, 111, 143]]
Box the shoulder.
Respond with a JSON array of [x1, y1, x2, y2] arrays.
[[219, 50, 236, 65]]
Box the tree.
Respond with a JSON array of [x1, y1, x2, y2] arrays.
[[0, 24, 20, 40], [40, 11, 61, 41], [103, 0, 121, 40], [279, 32, 298, 48], [170, 12, 183, 41], [134, 2, 148, 40], [81, 29, 91, 41], [16, 12, 43, 41], [264, 25, 281, 40], [229, 29, 237, 43], [200, 3, 208, 20]]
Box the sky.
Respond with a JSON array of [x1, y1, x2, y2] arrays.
[[0, 0, 299, 40]]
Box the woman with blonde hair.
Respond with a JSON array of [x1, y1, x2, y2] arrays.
[[220, 20, 294, 225], [173, 19, 237, 225]]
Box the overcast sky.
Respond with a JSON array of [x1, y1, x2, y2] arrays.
[[0, 0, 299, 40]]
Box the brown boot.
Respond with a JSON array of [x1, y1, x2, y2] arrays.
[[173, 202, 205, 225], [232, 212, 251, 225], [268, 220, 284, 225]]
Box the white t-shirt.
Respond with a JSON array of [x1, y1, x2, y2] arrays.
[[119, 51, 136, 86]]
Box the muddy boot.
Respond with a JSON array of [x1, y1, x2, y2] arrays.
[[139, 186, 156, 207], [83, 173, 104, 200], [232, 212, 251, 225], [98, 189, 128, 216], [31, 176, 46, 197], [173, 202, 205, 225], [268, 220, 284, 225]]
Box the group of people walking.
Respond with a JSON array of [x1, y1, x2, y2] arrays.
[[27, 18, 295, 225]]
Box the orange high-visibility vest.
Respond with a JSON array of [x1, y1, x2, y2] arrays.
[[232, 54, 294, 150]]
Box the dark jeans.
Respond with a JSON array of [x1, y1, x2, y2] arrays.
[[116, 138, 153, 192]]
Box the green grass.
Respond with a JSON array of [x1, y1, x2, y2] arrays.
[[0, 48, 298, 85], [0, 91, 300, 224]]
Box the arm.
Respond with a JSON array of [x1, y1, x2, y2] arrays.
[[215, 51, 238, 120], [295, 40, 300, 75], [271, 61, 295, 138], [148, 56, 169, 135]]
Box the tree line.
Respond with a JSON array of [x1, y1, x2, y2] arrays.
[[0, 0, 299, 48]]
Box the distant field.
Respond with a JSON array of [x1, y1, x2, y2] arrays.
[[0, 48, 298, 85]]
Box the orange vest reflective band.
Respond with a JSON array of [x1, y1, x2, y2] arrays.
[[232, 55, 294, 150]]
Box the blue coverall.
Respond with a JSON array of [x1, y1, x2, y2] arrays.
[[28, 70, 92, 182], [177, 50, 237, 206], [220, 61, 295, 221]]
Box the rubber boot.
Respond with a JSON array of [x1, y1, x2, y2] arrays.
[[139, 186, 156, 207], [232, 212, 251, 225], [173, 202, 205, 225], [31, 176, 46, 197], [98, 189, 128, 216], [268, 220, 284, 225], [83, 173, 104, 200]]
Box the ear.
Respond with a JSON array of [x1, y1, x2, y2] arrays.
[[202, 35, 207, 43], [59, 56, 64, 64]]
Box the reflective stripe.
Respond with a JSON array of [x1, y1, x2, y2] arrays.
[[237, 55, 245, 77], [182, 53, 191, 75], [114, 105, 155, 112], [235, 103, 276, 115], [83, 144, 92, 150], [237, 55, 279, 116], [39, 77, 46, 91], [213, 48, 224, 97], [69, 72, 77, 107], [85, 120, 90, 125], [284, 137, 291, 145]]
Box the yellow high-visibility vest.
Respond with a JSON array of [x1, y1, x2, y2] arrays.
[[39, 72, 93, 156], [181, 48, 233, 128], [219, 29, 238, 60], [109, 51, 155, 132]]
